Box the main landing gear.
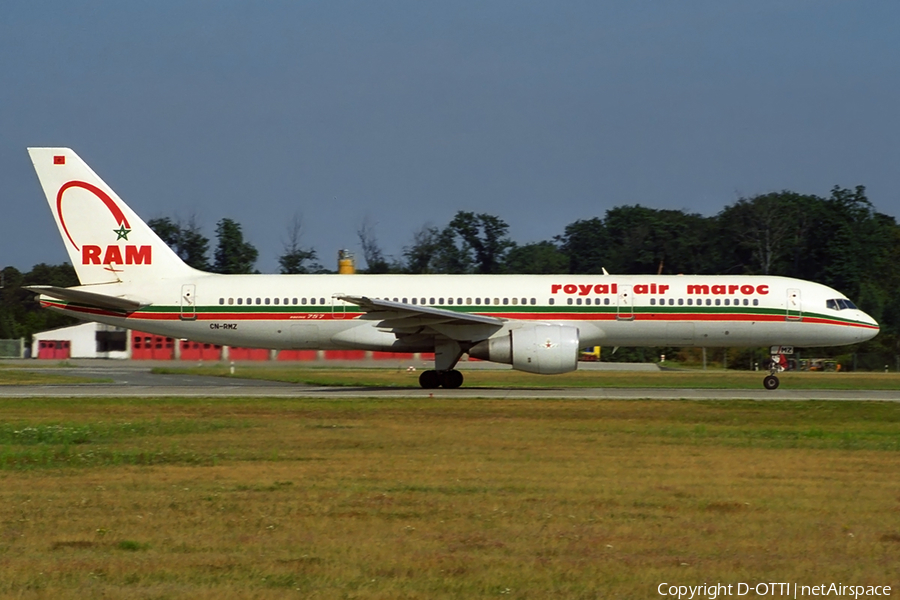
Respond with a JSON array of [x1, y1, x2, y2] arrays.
[[419, 338, 466, 389], [419, 369, 464, 389]]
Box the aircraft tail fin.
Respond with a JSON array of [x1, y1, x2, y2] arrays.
[[28, 148, 196, 285]]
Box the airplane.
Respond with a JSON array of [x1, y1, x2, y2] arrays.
[[24, 147, 880, 390]]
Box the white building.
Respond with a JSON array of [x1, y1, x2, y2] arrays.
[[32, 322, 129, 360]]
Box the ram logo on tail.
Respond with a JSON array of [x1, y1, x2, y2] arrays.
[[29, 147, 194, 285]]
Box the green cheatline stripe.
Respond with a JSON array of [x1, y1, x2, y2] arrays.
[[135, 304, 865, 326]]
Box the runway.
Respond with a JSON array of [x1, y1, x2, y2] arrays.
[[1, 364, 897, 401]]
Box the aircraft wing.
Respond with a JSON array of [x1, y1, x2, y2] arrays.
[[24, 285, 146, 312], [336, 294, 505, 340]]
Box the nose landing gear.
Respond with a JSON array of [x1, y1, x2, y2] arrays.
[[762, 347, 791, 389]]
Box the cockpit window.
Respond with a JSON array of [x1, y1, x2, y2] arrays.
[[827, 298, 858, 310]]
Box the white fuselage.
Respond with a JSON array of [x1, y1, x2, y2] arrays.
[[40, 273, 879, 353]]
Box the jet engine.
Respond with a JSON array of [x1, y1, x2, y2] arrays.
[[468, 324, 580, 374]]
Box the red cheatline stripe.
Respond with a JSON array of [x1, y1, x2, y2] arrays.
[[44, 300, 877, 330]]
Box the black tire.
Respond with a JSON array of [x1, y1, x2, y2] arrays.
[[441, 370, 464, 389], [419, 370, 441, 389], [763, 375, 780, 390]]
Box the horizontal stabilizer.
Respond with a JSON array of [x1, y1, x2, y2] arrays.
[[24, 285, 145, 311]]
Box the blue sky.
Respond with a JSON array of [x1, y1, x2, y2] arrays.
[[2, 1, 898, 273]]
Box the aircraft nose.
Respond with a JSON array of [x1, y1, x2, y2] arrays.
[[856, 312, 880, 342]]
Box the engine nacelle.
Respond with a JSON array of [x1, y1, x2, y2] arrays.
[[468, 324, 580, 374]]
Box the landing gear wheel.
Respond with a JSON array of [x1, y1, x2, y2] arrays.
[[763, 375, 780, 390], [441, 369, 464, 389], [419, 370, 441, 389]]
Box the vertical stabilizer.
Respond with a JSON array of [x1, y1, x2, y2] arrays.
[[28, 148, 195, 285]]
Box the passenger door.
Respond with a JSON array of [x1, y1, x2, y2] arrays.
[[617, 284, 634, 321], [180, 284, 196, 321], [786, 288, 802, 321]]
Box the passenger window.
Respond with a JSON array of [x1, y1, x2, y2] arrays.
[[458, 298, 463, 304], [492, 298, 498, 305], [724, 299, 730, 306], [411, 298, 417, 305], [706, 299, 711, 306], [753, 299, 759, 306], [273, 298, 279, 305], [604, 298, 610, 305], [668, 299, 674, 306], [650, 298, 656, 306], [228, 298, 234, 305], [319, 298, 325, 304], [531, 298, 536, 305], [475, 298, 481, 305], [430, 298, 435, 305], [743, 299, 748, 306], [511, 298, 518, 305], [567, 298, 573, 305], [256, 298, 262, 305], [218, 298, 224, 305], [466, 298, 471, 304], [292, 298, 298, 305], [237, 298, 243, 305], [447, 298, 453, 305], [402, 298, 408, 304], [247, 298, 251, 305], [687, 298, 692, 306], [715, 299, 721, 306], [678, 298, 683, 306], [549, 298, 555, 305], [439, 298, 445, 305], [311, 298, 316, 305], [503, 298, 509, 305], [576, 298, 582, 305]]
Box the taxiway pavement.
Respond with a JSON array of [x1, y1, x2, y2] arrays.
[[0, 363, 896, 401]]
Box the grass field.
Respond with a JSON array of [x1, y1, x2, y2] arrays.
[[0, 396, 898, 598], [153, 364, 900, 390]]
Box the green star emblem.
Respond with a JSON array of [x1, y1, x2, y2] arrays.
[[113, 224, 131, 241]]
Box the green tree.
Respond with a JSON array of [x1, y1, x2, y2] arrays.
[[503, 241, 568, 274], [278, 216, 322, 274], [716, 192, 814, 275], [431, 226, 474, 274], [556, 217, 608, 274], [213, 218, 258, 274], [402, 225, 441, 274], [147, 216, 211, 271], [357, 217, 392, 274], [447, 212, 514, 274], [0, 263, 79, 341]]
